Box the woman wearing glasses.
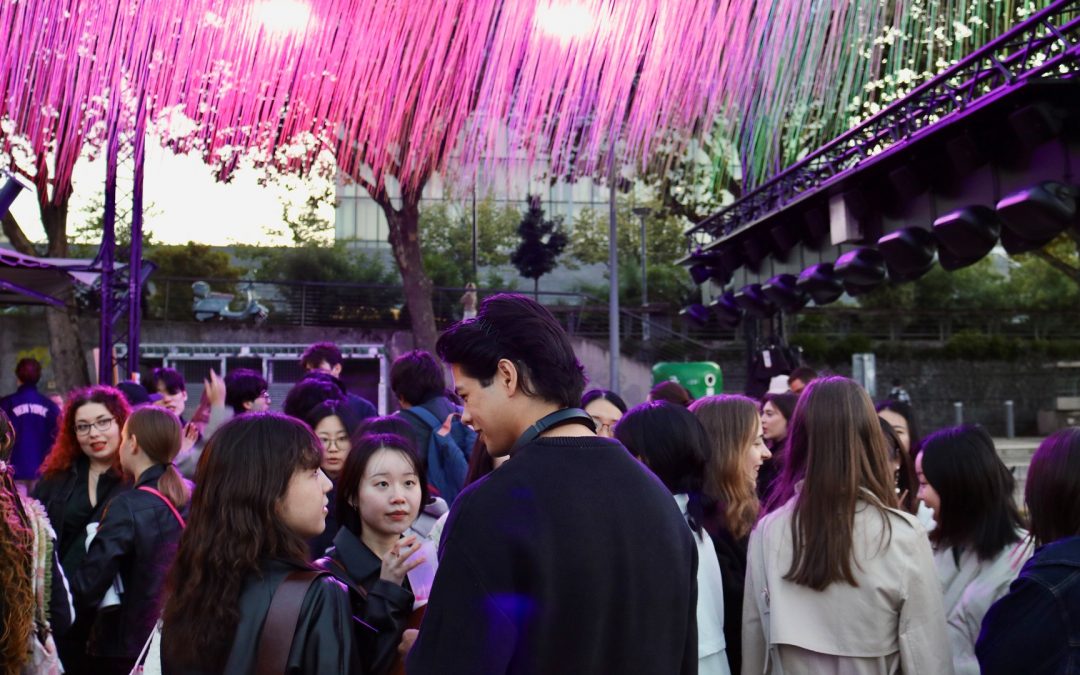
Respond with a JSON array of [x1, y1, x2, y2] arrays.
[[33, 385, 132, 675]]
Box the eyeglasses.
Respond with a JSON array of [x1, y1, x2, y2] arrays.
[[318, 436, 350, 449], [258, 391, 271, 402], [75, 417, 116, 436]]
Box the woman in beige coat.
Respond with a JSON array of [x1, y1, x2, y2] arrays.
[[742, 377, 953, 675]]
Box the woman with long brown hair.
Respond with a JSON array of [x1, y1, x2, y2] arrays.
[[161, 412, 360, 674], [71, 405, 189, 674], [33, 385, 131, 674], [689, 394, 769, 674], [744, 377, 952, 674]]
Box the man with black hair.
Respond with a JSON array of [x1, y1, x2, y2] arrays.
[[0, 358, 60, 487], [223, 369, 270, 416], [300, 341, 376, 421], [390, 350, 458, 452], [406, 293, 697, 675], [788, 365, 817, 394], [151, 367, 188, 419]]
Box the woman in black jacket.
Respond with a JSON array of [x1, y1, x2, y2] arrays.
[[71, 405, 189, 675], [32, 386, 131, 675], [689, 394, 772, 675], [161, 413, 362, 674], [317, 432, 429, 675]]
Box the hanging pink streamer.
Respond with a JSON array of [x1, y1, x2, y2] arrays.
[[0, 0, 905, 202]]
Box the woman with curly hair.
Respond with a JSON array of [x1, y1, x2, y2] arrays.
[[33, 386, 130, 674], [689, 394, 771, 674], [0, 407, 35, 674], [161, 412, 360, 674], [1, 408, 71, 675]]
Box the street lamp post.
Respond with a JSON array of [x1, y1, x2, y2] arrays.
[[632, 206, 651, 342]]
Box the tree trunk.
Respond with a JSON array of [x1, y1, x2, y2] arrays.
[[384, 191, 439, 354], [40, 195, 91, 392]]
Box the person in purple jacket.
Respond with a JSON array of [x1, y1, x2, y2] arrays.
[[0, 358, 60, 492]]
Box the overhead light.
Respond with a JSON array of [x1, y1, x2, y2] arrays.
[[680, 303, 711, 327], [734, 284, 777, 318], [762, 274, 808, 313], [878, 227, 937, 282], [709, 291, 743, 330], [933, 205, 1000, 270], [797, 263, 844, 306], [996, 181, 1079, 243], [835, 247, 886, 296], [1000, 226, 1056, 255]]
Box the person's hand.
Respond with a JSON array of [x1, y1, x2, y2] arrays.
[[380, 535, 425, 586], [204, 369, 226, 407], [179, 422, 200, 453], [398, 629, 418, 657]]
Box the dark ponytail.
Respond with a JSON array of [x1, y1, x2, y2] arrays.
[[127, 406, 190, 509]]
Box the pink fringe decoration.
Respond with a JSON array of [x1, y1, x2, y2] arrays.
[[0, 0, 904, 201]]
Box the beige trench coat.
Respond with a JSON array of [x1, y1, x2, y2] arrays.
[[742, 493, 954, 675]]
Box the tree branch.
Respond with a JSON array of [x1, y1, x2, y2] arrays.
[[1, 211, 36, 255], [1032, 248, 1080, 284]]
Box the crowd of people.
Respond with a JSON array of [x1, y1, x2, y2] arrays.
[[0, 295, 1078, 674]]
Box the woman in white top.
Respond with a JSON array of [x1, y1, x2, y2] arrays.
[[916, 424, 1032, 675], [615, 400, 731, 675], [743, 376, 953, 675]]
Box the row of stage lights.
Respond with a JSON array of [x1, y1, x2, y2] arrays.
[[681, 180, 1080, 328]]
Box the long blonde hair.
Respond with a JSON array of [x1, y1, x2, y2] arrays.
[[690, 395, 761, 539]]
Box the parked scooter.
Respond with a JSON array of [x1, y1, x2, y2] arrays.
[[192, 280, 269, 323]]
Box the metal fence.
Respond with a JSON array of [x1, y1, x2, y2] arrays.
[[146, 277, 1080, 364]]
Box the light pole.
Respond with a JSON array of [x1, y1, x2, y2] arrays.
[[608, 147, 620, 393], [632, 206, 651, 342]]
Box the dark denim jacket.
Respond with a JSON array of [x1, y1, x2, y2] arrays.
[[977, 535, 1080, 674]]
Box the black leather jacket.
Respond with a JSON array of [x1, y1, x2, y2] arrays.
[[70, 464, 184, 658], [32, 455, 127, 577], [163, 559, 364, 675], [316, 527, 413, 675]]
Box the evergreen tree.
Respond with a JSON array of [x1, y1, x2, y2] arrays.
[[511, 195, 568, 298]]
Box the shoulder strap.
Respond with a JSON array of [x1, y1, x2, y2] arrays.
[[255, 570, 324, 675], [329, 557, 368, 600], [137, 485, 185, 528], [403, 405, 443, 431]]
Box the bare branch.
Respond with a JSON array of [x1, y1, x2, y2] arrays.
[[1032, 248, 1080, 284], [1, 211, 36, 255]]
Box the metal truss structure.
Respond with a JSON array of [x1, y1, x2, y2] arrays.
[[685, 0, 1080, 249]]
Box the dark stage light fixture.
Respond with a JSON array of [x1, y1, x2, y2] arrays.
[[797, 263, 845, 306], [762, 273, 809, 313], [933, 206, 1000, 271], [884, 164, 929, 217], [689, 264, 713, 285], [996, 181, 1079, 243], [741, 236, 770, 271], [1000, 226, 1056, 255], [835, 247, 886, 296], [0, 171, 30, 215], [769, 219, 800, 258], [710, 291, 743, 330], [802, 205, 830, 250], [878, 227, 937, 282], [930, 133, 987, 196], [1008, 103, 1064, 151], [680, 303, 711, 327], [734, 284, 777, 318]]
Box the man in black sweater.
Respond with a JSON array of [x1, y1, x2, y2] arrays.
[[406, 293, 697, 675]]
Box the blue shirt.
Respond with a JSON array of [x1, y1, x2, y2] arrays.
[[0, 383, 60, 479]]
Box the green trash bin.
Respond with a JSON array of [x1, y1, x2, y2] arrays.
[[651, 362, 723, 400]]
